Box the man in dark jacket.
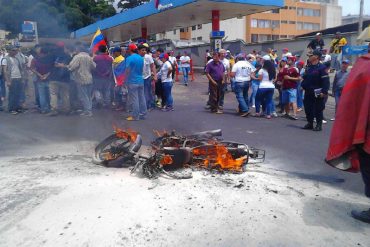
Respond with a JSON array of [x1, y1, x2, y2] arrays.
[[301, 49, 330, 131], [48, 42, 72, 116], [307, 33, 325, 51]]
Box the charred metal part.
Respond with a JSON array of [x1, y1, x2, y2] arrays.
[[94, 129, 265, 179]]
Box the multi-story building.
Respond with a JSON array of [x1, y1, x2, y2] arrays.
[[342, 14, 370, 25], [155, 0, 342, 43]]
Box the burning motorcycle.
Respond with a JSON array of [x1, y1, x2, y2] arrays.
[[93, 128, 265, 179]]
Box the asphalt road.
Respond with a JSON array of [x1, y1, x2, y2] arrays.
[[0, 74, 364, 196]]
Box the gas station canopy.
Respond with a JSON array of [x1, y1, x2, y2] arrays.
[[73, 0, 284, 42]]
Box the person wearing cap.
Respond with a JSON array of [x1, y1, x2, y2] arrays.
[[138, 44, 156, 111], [180, 51, 191, 86], [307, 33, 325, 51], [330, 59, 350, 121], [329, 32, 347, 71], [123, 43, 146, 121], [230, 53, 256, 117], [159, 53, 174, 111], [281, 48, 292, 60], [205, 52, 225, 114], [301, 49, 330, 131], [281, 56, 301, 120]]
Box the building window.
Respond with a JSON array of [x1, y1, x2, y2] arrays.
[[297, 8, 321, 16], [271, 9, 279, 13], [272, 35, 279, 40], [288, 21, 296, 24], [281, 20, 288, 24], [180, 28, 185, 32], [173, 30, 176, 34], [280, 35, 288, 39], [197, 24, 202, 29], [192, 25, 196, 31], [297, 22, 320, 30], [192, 38, 196, 41], [251, 19, 257, 28], [259, 35, 272, 42], [289, 6, 296, 10], [197, 37, 202, 41], [251, 34, 258, 43], [271, 20, 280, 28], [257, 19, 271, 28]]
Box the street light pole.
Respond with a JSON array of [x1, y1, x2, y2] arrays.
[[358, 0, 364, 34]]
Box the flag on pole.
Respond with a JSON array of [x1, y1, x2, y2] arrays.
[[90, 28, 107, 54]]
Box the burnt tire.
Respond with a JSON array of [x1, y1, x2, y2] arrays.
[[93, 134, 134, 167]]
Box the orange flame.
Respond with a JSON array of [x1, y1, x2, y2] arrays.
[[193, 145, 246, 172], [160, 155, 173, 166], [113, 125, 138, 143]]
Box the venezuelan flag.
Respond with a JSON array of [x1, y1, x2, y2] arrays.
[[114, 60, 126, 86], [90, 29, 107, 54]]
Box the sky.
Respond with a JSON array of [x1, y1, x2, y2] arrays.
[[338, 0, 369, 16]]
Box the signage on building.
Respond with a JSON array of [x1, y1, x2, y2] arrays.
[[210, 31, 225, 38], [21, 21, 36, 42]]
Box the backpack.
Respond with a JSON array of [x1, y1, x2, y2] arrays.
[[168, 61, 175, 80]]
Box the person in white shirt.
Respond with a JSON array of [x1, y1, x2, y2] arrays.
[[230, 53, 256, 117], [179, 51, 191, 85], [254, 58, 276, 119], [218, 49, 230, 109], [138, 44, 156, 110], [159, 53, 174, 111]]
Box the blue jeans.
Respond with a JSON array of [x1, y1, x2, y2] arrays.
[[334, 88, 342, 112], [77, 83, 93, 113], [297, 82, 304, 109], [182, 67, 190, 84], [162, 81, 173, 107], [127, 83, 147, 120], [37, 80, 50, 112], [8, 79, 23, 112], [255, 88, 274, 115], [144, 77, 154, 109], [234, 81, 250, 113], [249, 81, 259, 106], [0, 77, 5, 109], [282, 88, 297, 104], [230, 78, 236, 92]]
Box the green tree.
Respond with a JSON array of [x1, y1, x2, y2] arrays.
[[0, 0, 117, 38]]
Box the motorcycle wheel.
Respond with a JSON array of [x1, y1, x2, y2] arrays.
[[93, 134, 134, 167]]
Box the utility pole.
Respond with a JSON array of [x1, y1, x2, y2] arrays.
[[358, 0, 364, 35]]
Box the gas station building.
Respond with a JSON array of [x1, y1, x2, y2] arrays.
[[73, 0, 284, 51]]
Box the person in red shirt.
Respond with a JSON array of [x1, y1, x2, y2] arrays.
[[281, 56, 301, 120]]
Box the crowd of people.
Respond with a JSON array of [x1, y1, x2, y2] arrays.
[[0, 42, 193, 121], [0, 31, 360, 128], [204, 32, 355, 131]]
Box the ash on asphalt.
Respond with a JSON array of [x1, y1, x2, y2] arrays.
[[0, 74, 363, 195]]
